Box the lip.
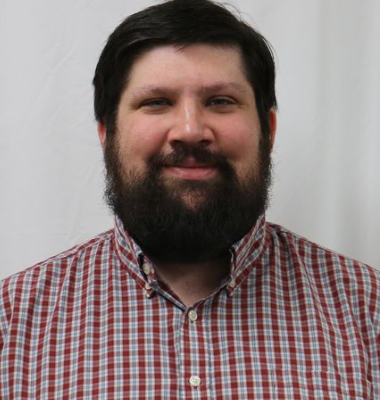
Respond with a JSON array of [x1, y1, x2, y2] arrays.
[[164, 165, 217, 180]]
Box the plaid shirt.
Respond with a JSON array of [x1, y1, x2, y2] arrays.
[[0, 216, 379, 399]]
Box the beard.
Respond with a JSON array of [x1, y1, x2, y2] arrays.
[[104, 136, 272, 264]]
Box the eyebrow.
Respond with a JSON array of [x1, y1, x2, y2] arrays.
[[200, 82, 248, 95], [129, 82, 249, 99]]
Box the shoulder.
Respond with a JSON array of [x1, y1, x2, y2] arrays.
[[265, 221, 380, 327], [266, 221, 377, 273], [265, 221, 380, 302], [1, 228, 114, 282], [265, 221, 380, 339], [0, 229, 114, 321]]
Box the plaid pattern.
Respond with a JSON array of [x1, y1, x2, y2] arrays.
[[0, 216, 379, 399]]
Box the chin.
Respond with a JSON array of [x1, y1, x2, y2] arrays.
[[179, 194, 208, 211]]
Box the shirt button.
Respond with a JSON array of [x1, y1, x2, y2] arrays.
[[188, 309, 198, 322], [144, 282, 151, 290], [228, 278, 236, 288], [189, 375, 201, 388], [142, 262, 151, 275]]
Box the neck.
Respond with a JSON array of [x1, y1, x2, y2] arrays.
[[152, 256, 231, 307]]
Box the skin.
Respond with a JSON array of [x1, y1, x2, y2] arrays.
[[98, 44, 276, 306]]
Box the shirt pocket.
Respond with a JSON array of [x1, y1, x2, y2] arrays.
[[270, 369, 373, 399]]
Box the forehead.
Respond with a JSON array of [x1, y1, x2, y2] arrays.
[[125, 44, 251, 91]]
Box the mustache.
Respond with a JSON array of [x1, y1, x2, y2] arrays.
[[149, 145, 231, 169]]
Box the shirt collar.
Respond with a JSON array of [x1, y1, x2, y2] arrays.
[[226, 214, 267, 296], [114, 216, 147, 290], [113, 214, 267, 297]]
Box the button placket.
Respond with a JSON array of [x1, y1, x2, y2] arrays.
[[184, 308, 202, 392]]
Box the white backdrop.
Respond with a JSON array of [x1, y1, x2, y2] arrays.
[[1, 0, 379, 280]]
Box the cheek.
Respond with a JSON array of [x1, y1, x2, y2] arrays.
[[217, 117, 261, 163], [117, 119, 167, 168]]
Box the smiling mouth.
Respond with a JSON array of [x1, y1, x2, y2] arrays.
[[164, 165, 217, 180], [162, 158, 218, 180]]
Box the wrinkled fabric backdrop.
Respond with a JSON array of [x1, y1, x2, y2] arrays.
[[1, 0, 379, 279]]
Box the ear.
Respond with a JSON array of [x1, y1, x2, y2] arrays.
[[268, 108, 277, 149], [97, 123, 107, 150]]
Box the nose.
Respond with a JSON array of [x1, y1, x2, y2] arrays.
[[168, 100, 214, 147]]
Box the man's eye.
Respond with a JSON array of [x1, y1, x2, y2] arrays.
[[208, 97, 235, 107], [141, 99, 170, 108]]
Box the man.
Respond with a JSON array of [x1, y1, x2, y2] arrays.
[[0, 0, 379, 398]]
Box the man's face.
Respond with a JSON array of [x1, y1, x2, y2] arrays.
[[100, 44, 276, 263]]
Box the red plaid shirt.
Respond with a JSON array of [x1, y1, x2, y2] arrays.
[[0, 216, 379, 399]]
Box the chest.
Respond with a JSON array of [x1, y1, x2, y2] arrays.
[[1, 281, 376, 399]]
